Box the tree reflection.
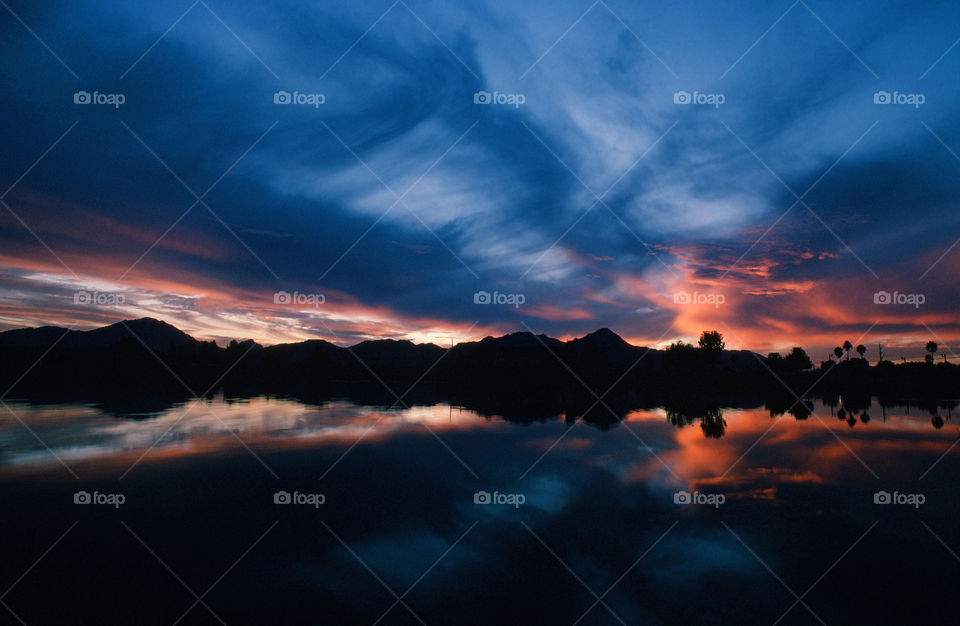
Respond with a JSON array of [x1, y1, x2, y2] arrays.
[[665, 403, 726, 438]]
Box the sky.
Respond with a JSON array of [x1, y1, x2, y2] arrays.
[[0, 0, 958, 360]]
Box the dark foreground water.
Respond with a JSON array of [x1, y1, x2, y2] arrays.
[[1, 396, 958, 625]]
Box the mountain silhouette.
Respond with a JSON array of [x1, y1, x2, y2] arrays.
[[0, 318, 196, 353], [1, 318, 957, 420]]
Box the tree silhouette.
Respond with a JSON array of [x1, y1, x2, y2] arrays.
[[698, 330, 725, 351], [784, 347, 812, 371], [856, 344, 867, 359], [833, 346, 843, 360], [843, 340, 853, 360], [925, 341, 938, 364]]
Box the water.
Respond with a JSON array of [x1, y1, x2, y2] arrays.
[[0, 397, 957, 624]]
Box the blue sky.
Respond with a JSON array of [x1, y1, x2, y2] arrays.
[[1, 0, 958, 358]]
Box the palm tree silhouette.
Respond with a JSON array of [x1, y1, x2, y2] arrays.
[[843, 340, 853, 360], [856, 344, 867, 359], [833, 346, 843, 361]]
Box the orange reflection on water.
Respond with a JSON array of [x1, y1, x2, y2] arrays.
[[620, 402, 959, 500]]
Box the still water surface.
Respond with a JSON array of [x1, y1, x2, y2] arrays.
[[1, 397, 957, 624]]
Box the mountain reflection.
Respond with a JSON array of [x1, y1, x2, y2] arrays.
[[2, 396, 957, 483]]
